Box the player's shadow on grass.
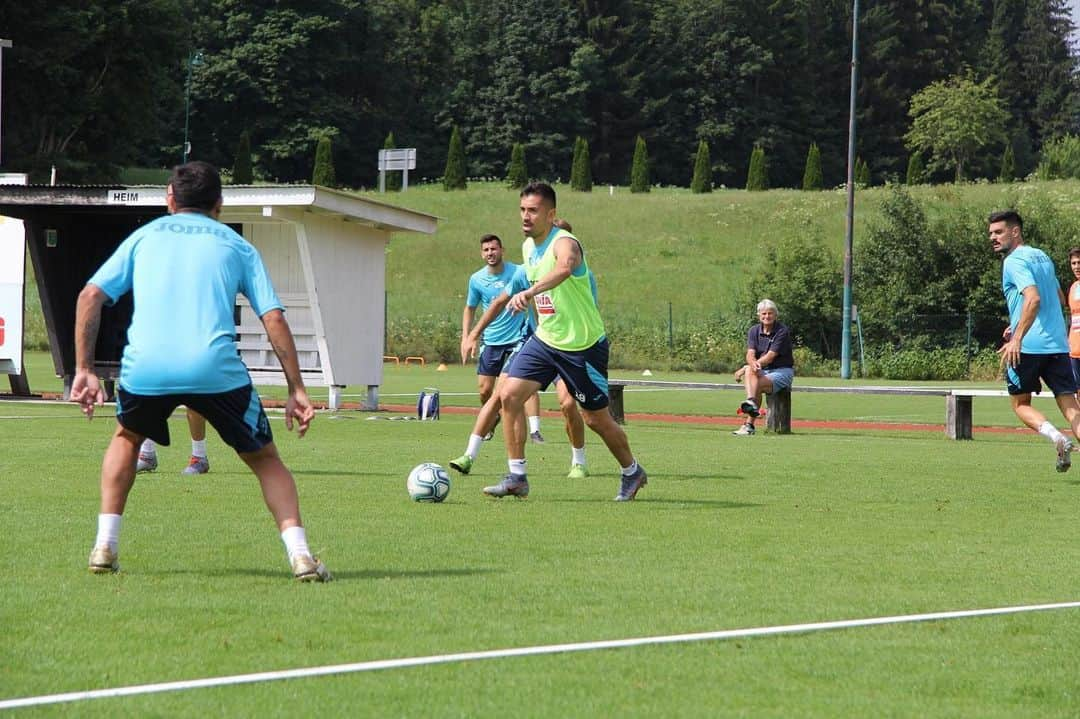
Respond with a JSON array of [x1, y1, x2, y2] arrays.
[[156, 567, 497, 581], [550, 498, 761, 509]]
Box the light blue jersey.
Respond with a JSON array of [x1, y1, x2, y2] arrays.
[[89, 212, 282, 394], [466, 261, 524, 345], [1002, 244, 1068, 354]]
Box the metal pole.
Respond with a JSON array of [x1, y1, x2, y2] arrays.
[[840, 0, 860, 379], [0, 40, 12, 167], [182, 52, 193, 163]]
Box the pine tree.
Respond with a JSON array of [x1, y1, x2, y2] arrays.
[[855, 157, 871, 187], [746, 146, 768, 191], [383, 132, 402, 192], [312, 135, 335, 187], [690, 140, 712, 193], [630, 135, 650, 193], [905, 153, 925, 185], [801, 143, 824, 191], [999, 143, 1016, 183], [232, 131, 252, 185], [443, 126, 467, 191], [571, 137, 593, 192], [506, 142, 527, 189]]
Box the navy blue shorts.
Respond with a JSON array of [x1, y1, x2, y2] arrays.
[[1071, 357, 1080, 388], [506, 335, 610, 410], [115, 384, 274, 453], [477, 342, 518, 377], [1005, 353, 1077, 396]]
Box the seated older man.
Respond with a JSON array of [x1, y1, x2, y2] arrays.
[[732, 299, 794, 436]]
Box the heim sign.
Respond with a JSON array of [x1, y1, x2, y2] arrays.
[[0, 214, 24, 376]]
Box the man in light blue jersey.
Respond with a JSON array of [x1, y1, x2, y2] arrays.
[[991, 209, 1080, 472], [71, 161, 331, 581], [461, 234, 543, 441]]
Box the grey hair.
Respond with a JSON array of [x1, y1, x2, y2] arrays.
[[756, 299, 778, 315]]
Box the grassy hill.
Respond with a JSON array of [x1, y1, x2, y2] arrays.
[[19, 179, 1080, 369]]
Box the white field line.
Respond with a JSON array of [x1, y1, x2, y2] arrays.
[[2, 600, 1079, 711]]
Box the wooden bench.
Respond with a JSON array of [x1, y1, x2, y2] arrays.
[[607, 379, 1031, 440]]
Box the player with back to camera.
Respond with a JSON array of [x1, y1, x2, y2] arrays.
[[460, 234, 544, 442], [71, 160, 332, 581], [453, 218, 594, 480], [990, 209, 1080, 472], [483, 182, 647, 501]]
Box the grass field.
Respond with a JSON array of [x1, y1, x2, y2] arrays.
[[5, 352, 1080, 716]]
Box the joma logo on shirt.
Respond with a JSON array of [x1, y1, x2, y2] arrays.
[[534, 294, 555, 315]]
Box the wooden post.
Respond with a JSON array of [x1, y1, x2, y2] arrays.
[[608, 383, 625, 424], [766, 388, 792, 434], [946, 395, 972, 440]]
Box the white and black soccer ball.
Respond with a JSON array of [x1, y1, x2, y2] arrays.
[[407, 462, 451, 503]]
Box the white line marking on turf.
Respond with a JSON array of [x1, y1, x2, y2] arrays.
[[3, 600, 1078, 710]]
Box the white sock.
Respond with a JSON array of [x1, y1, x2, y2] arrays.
[[465, 434, 484, 459], [509, 458, 527, 476], [528, 415, 541, 433], [191, 439, 207, 458], [572, 446, 586, 466], [139, 439, 156, 455], [621, 460, 639, 477], [280, 525, 310, 561], [1038, 421, 1065, 444], [96, 513, 122, 552]]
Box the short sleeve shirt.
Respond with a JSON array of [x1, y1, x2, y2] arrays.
[[466, 261, 524, 345], [88, 212, 282, 394], [1002, 245, 1068, 354], [747, 322, 794, 369]]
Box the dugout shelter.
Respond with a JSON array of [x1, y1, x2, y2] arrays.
[[0, 184, 438, 409]]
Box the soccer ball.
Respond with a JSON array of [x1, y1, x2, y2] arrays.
[[406, 462, 451, 503]]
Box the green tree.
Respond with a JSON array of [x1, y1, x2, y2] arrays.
[[905, 74, 1009, 181], [443, 125, 467, 190], [312, 135, 336, 186], [855, 157, 871, 187], [383, 132, 402, 191], [232, 132, 253, 184], [746, 145, 768, 191], [630, 135, 650, 193], [905, 152, 925, 185], [691, 140, 712, 193], [801, 143, 824, 191], [998, 143, 1016, 183], [571, 136, 593, 192], [506, 142, 528, 189]]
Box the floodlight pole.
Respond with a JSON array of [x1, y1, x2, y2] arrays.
[[841, 0, 860, 379], [0, 39, 12, 168], [182, 50, 203, 164]]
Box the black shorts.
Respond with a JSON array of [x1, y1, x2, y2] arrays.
[[507, 335, 611, 410], [1005, 353, 1077, 396], [477, 342, 519, 377], [115, 384, 273, 453]]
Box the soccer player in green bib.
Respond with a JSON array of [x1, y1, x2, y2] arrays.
[[482, 182, 648, 501]]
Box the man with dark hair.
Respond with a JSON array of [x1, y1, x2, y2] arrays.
[[990, 209, 1080, 471], [71, 160, 332, 581], [483, 182, 648, 500]]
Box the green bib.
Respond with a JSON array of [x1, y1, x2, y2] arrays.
[[532, 231, 605, 351]]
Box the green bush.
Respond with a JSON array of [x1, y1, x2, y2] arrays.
[[312, 135, 336, 186], [1038, 135, 1080, 180], [232, 132, 253, 184], [746, 146, 768, 191], [998, 143, 1015, 183], [571, 136, 593, 191], [855, 156, 871, 187], [385, 315, 459, 364], [506, 142, 527, 189], [690, 140, 712, 193], [443, 126, 467, 190], [630, 136, 650, 193], [905, 153, 924, 185], [863, 347, 971, 381], [801, 143, 824, 191]]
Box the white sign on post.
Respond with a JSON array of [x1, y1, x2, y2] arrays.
[[0, 214, 25, 376], [377, 148, 417, 193]]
